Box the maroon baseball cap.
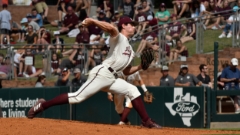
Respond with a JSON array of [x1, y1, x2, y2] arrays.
[[160, 3, 166, 8], [118, 16, 138, 27]]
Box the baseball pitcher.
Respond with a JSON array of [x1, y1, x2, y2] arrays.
[[27, 17, 160, 128]]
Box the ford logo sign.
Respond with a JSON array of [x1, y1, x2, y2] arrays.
[[172, 102, 200, 113]]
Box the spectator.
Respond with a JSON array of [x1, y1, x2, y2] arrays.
[[97, 10, 110, 22], [199, 0, 210, 26], [204, 0, 217, 28], [62, 23, 89, 57], [172, 0, 192, 19], [220, 58, 240, 113], [181, 17, 196, 43], [55, 0, 69, 28], [84, 45, 104, 73], [14, 47, 25, 78], [159, 66, 174, 87], [86, 0, 91, 16], [21, 48, 43, 78], [10, 21, 21, 43], [133, 6, 148, 40], [35, 75, 46, 87], [42, 53, 62, 75], [55, 67, 71, 86], [36, 26, 51, 53], [51, 53, 61, 75], [58, 5, 79, 34], [19, 18, 28, 42], [111, 11, 121, 27], [147, 15, 158, 33], [71, 68, 87, 87], [76, 0, 88, 21], [135, 26, 157, 56], [155, 3, 170, 27], [191, 0, 201, 19], [197, 64, 213, 88], [218, 6, 240, 39], [31, 0, 49, 24], [217, 63, 229, 90], [175, 64, 202, 87], [168, 39, 188, 65], [25, 25, 38, 48], [49, 31, 65, 56], [68, 45, 87, 71], [97, 0, 114, 19], [88, 18, 104, 45], [166, 14, 184, 45], [31, 8, 43, 27], [0, 4, 12, 46], [136, 0, 154, 15], [211, 0, 231, 30], [0, 56, 11, 88], [119, 0, 135, 19], [140, 0, 153, 16], [26, 13, 40, 32]]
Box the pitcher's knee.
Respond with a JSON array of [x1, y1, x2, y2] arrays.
[[127, 86, 141, 100]]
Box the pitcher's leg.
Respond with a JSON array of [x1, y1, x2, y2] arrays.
[[108, 78, 161, 128], [28, 67, 113, 119], [108, 79, 149, 121]]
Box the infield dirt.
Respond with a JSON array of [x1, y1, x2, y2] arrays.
[[0, 118, 240, 135]]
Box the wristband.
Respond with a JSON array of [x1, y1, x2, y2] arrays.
[[141, 84, 147, 92], [107, 92, 112, 95]]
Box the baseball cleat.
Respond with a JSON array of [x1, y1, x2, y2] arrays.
[[27, 98, 46, 119], [118, 121, 131, 125], [141, 118, 162, 129]]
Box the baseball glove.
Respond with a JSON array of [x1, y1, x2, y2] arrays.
[[141, 48, 154, 70], [144, 91, 153, 104]]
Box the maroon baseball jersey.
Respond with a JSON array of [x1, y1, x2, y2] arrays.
[[169, 22, 182, 36], [148, 18, 158, 34], [186, 22, 196, 39], [63, 13, 79, 30], [51, 59, 60, 70], [73, 50, 87, 66], [88, 25, 103, 35], [216, 6, 231, 20], [135, 13, 147, 22], [75, 30, 90, 43], [143, 32, 157, 42]]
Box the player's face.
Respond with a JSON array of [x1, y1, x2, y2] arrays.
[[124, 23, 136, 36]]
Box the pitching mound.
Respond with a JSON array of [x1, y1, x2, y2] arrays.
[[0, 118, 239, 135]]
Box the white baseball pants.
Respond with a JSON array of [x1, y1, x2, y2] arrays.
[[68, 65, 141, 104]]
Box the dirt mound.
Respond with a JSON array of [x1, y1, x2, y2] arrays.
[[0, 118, 239, 135]]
